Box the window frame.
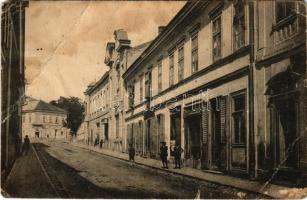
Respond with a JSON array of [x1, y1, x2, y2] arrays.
[[145, 70, 152, 99], [231, 91, 247, 145], [139, 74, 143, 102], [178, 45, 184, 82], [275, 0, 295, 23], [212, 16, 222, 62], [157, 59, 163, 93], [169, 53, 174, 86], [191, 33, 199, 73], [233, 0, 245, 51]]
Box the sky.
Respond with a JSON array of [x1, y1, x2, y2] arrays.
[[25, 1, 185, 102]]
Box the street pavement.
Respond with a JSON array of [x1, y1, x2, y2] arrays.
[[15, 139, 267, 199]]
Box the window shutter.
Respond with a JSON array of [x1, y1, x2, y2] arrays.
[[220, 96, 227, 144], [202, 102, 208, 144], [152, 117, 158, 156]]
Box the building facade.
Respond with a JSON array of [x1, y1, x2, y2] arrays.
[[1, 0, 28, 180], [122, 0, 306, 181], [83, 30, 151, 152], [123, 1, 253, 176], [253, 0, 306, 181], [22, 97, 70, 140], [84, 72, 111, 147], [83, 0, 306, 182]]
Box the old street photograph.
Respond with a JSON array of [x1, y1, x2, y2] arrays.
[[1, 0, 307, 199]]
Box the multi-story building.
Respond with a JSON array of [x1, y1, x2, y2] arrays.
[[84, 29, 151, 152], [22, 97, 70, 140], [84, 1, 306, 182], [1, 0, 28, 180], [84, 72, 110, 147], [122, 0, 306, 181], [123, 0, 254, 175], [253, 0, 306, 181]]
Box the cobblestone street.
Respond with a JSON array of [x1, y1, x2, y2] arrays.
[[4, 139, 266, 198]]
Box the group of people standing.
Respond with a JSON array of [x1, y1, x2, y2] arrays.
[[128, 141, 183, 169], [160, 142, 183, 169]]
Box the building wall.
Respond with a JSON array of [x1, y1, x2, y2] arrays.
[[253, 0, 306, 177], [22, 111, 69, 140], [124, 1, 252, 174], [1, 1, 28, 180]]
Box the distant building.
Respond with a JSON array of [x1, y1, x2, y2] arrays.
[[1, 0, 28, 180], [22, 97, 70, 140], [82, 29, 151, 152], [84, 72, 110, 146]]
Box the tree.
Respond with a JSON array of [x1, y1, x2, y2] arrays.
[[50, 96, 85, 135]]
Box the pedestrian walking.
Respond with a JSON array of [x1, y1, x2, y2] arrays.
[[22, 135, 30, 156], [128, 144, 135, 161], [160, 141, 168, 168], [174, 143, 183, 169], [99, 139, 103, 149]]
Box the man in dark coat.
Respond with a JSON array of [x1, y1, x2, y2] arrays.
[[128, 144, 135, 161], [174, 143, 183, 169], [22, 135, 30, 156], [160, 141, 168, 168]]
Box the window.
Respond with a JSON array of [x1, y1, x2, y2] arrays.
[[43, 115, 46, 123], [49, 116, 52, 123], [55, 117, 58, 124], [178, 46, 184, 81], [158, 59, 162, 93], [169, 54, 174, 86], [276, 0, 295, 23], [128, 84, 135, 108], [145, 70, 152, 99], [140, 75, 143, 102], [232, 93, 246, 144], [191, 34, 198, 73], [212, 16, 221, 61], [233, 0, 245, 50]]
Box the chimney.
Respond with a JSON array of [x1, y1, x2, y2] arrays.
[[158, 26, 165, 35]]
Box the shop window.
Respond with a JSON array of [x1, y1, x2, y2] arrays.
[[232, 93, 246, 144], [233, 0, 245, 50], [169, 54, 174, 86], [276, 0, 295, 23], [212, 16, 222, 61], [178, 46, 184, 81], [191, 34, 198, 73]]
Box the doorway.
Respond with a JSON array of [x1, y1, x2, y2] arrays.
[[185, 114, 201, 168], [35, 131, 39, 138], [270, 95, 299, 170]]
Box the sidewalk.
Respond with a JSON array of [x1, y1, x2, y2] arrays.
[[72, 142, 306, 199], [2, 144, 58, 198]]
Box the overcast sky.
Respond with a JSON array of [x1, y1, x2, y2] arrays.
[[25, 1, 185, 102]]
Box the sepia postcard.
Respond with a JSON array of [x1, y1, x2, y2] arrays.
[[1, 0, 307, 199]]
